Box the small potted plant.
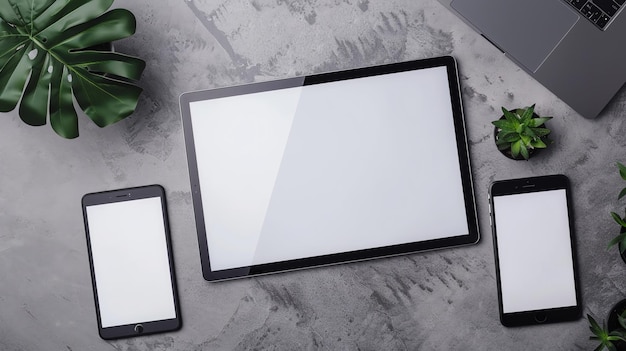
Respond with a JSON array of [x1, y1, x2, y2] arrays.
[[0, 0, 146, 139], [588, 302, 626, 351], [492, 104, 552, 160]]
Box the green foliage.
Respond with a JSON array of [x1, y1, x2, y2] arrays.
[[609, 162, 626, 253], [492, 104, 552, 160], [588, 313, 626, 351], [0, 0, 145, 138]]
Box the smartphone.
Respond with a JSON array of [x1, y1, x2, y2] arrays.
[[489, 174, 581, 327], [81, 185, 181, 339]]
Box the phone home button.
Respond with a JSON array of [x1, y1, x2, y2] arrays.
[[134, 324, 144, 334], [534, 312, 547, 323]]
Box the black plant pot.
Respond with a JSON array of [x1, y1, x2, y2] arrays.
[[607, 299, 626, 351], [493, 110, 546, 161]]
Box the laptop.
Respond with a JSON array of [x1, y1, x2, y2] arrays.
[[437, 0, 626, 118]]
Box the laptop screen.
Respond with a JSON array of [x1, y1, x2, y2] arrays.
[[181, 57, 479, 280]]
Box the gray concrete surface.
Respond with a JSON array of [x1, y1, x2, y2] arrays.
[[1, 0, 625, 350]]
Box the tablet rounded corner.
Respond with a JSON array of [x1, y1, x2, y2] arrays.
[[470, 231, 481, 245]]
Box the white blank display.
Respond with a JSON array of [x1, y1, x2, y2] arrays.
[[86, 198, 176, 328], [493, 190, 577, 313], [189, 66, 469, 271]]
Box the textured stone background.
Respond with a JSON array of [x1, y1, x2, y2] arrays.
[[1, 0, 626, 350]]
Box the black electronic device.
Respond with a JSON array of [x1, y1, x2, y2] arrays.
[[180, 56, 479, 281], [81, 185, 181, 339], [489, 175, 581, 326]]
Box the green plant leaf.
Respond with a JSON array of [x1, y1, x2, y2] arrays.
[[589, 314, 619, 351], [611, 212, 626, 228], [531, 127, 551, 137], [520, 134, 531, 146], [607, 230, 626, 250], [49, 61, 78, 137], [498, 131, 520, 143], [0, 0, 145, 138], [0, 40, 33, 112], [530, 117, 553, 127], [609, 331, 626, 341], [511, 139, 521, 157], [618, 187, 626, 200], [502, 107, 520, 125], [531, 139, 547, 149], [618, 162, 626, 181], [492, 119, 514, 130], [619, 311, 626, 330], [589, 314, 603, 334], [520, 104, 535, 123], [524, 126, 537, 139], [19, 46, 52, 126], [519, 142, 529, 159]]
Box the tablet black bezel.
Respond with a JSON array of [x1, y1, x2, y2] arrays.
[[180, 56, 479, 281], [81, 185, 182, 339], [489, 175, 582, 327]]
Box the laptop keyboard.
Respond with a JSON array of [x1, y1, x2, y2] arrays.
[[565, 0, 624, 30]]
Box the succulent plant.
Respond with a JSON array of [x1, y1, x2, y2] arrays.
[[492, 104, 552, 160], [588, 313, 626, 351]]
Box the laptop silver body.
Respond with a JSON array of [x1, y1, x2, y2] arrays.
[[438, 0, 626, 118]]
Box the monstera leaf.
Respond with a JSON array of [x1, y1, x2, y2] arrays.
[[0, 0, 146, 138]]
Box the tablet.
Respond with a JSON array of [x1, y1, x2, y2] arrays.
[[180, 56, 479, 281]]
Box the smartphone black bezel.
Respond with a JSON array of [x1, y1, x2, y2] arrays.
[[81, 185, 182, 339], [489, 174, 581, 327]]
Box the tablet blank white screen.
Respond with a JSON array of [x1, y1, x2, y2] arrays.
[[190, 66, 469, 270], [493, 190, 577, 313], [86, 198, 176, 327]]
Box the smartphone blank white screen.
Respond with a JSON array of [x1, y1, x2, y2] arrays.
[[85, 197, 176, 328], [493, 189, 577, 313], [189, 66, 470, 271]]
